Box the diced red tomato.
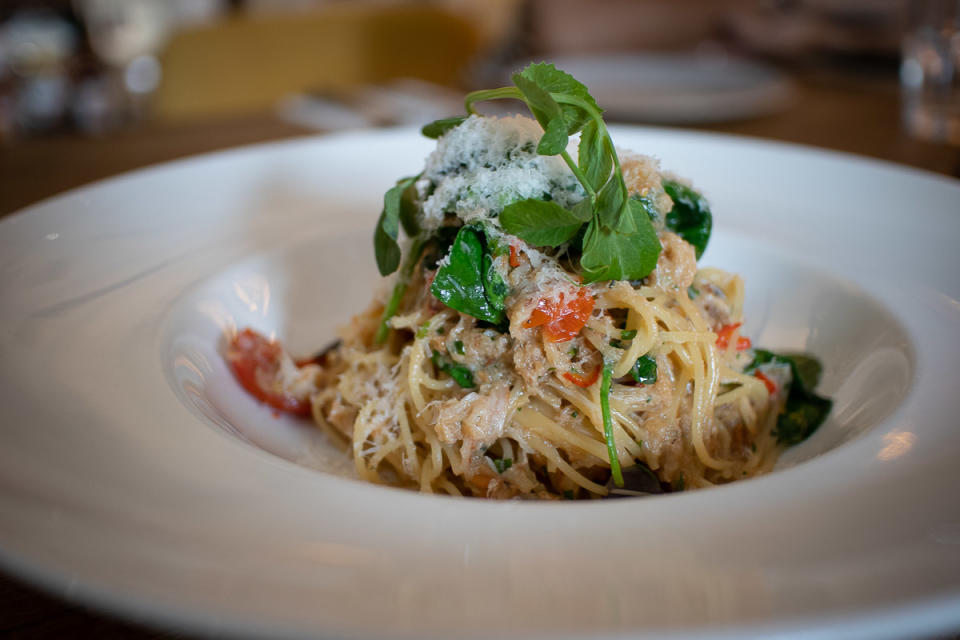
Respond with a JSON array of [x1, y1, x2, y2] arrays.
[[563, 366, 601, 388], [227, 328, 311, 417], [509, 244, 521, 268], [754, 370, 777, 395], [523, 288, 595, 342], [715, 322, 752, 350]]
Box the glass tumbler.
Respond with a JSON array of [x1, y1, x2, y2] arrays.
[[901, 0, 960, 145]]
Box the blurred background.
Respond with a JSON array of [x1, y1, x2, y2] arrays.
[[0, 0, 958, 218], [1, 1, 959, 638]]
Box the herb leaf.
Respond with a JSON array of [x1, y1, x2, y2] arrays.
[[448, 63, 671, 284], [595, 177, 625, 229], [431, 349, 475, 388], [431, 225, 508, 326], [519, 62, 598, 134], [580, 211, 660, 283], [631, 354, 658, 385], [493, 457, 513, 474], [500, 199, 584, 247], [373, 175, 418, 276], [578, 120, 612, 192], [421, 116, 466, 139], [746, 350, 831, 445], [663, 179, 712, 259]]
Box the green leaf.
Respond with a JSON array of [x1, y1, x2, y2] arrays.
[[512, 72, 569, 156], [431, 225, 508, 325], [570, 198, 594, 222], [500, 199, 584, 247], [578, 120, 612, 192], [430, 349, 475, 388], [537, 117, 569, 156], [519, 62, 599, 134], [747, 350, 824, 393], [493, 457, 513, 473], [595, 177, 625, 229], [482, 249, 509, 314], [373, 175, 418, 276], [398, 177, 421, 237], [785, 353, 824, 390], [580, 213, 661, 283], [373, 210, 401, 276], [421, 116, 467, 139], [746, 349, 832, 445], [512, 72, 563, 130], [774, 394, 831, 446], [663, 179, 712, 259], [630, 354, 658, 385]]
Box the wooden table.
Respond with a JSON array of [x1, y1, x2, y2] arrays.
[[0, 70, 958, 639]]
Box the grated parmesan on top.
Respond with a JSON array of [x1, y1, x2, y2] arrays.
[[417, 115, 584, 230]]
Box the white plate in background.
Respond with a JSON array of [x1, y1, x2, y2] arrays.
[[0, 128, 959, 639], [509, 53, 795, 123]]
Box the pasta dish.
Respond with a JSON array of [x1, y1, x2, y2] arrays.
[[227, 64, 830, 499]]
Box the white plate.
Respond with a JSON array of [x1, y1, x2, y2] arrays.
[[511, 54, 794, 123], [1, 128, 959, 640]]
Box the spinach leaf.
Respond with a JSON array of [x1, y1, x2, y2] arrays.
[[431, 225, 508, 326], [630, 354, 658, 385], [421, 116, 466, 139], [747, 349, 832, 446], [775, 394, 832, 446], [500, 199, 584, 247], [430, 349, 475, 388], [663, 179, 712, 259]]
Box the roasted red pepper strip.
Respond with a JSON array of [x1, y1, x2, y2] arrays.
[[227, 328, 311, 417], [523, 289, 595, 342], [563, 366, 601, 388], [715, 322, 752, 350], [754, 370, 777, 395]]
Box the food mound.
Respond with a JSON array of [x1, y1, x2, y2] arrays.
[[227, 64, 830, 499]]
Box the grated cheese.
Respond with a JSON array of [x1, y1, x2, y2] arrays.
[[418, 115, 584, 230]]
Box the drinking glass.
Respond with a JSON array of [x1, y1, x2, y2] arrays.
[[901, 0, 960, 144]]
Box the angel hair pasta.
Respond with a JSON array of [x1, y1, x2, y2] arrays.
[[226, 64, 831, 499]]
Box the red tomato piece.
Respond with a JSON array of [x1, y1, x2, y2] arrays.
[[754, 370, 778, 395], [562, 366, 601, 388], [715, 322, 752, 350], [523, 289, 595, 342], [509, 244, 521, 268], [227, 328, 311, 417]]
